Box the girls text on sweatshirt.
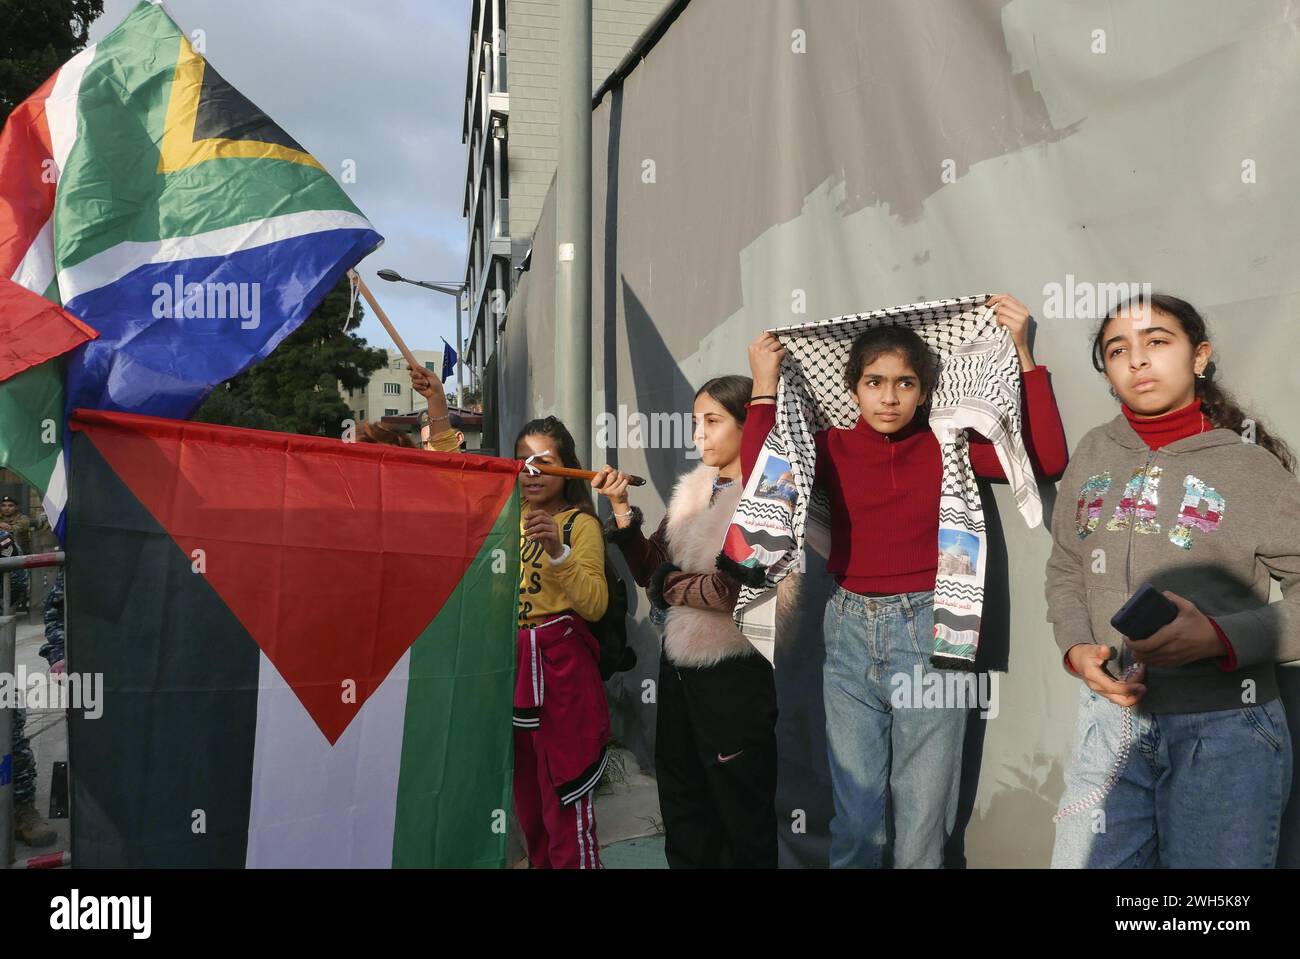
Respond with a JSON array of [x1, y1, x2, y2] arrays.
[[518, 508, 609, 626]]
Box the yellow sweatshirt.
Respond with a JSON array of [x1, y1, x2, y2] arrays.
[[518, 507, 608, 626]]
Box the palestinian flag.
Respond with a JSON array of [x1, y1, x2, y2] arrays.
[[0, 0, 381, 534], [66, 410, 521, 868]]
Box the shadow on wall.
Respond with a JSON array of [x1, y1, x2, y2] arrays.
[[772, 555, 835, 868], [601, 277, 699, 773], [620, 278, 699, 505], [963, 751, 1066, 867]]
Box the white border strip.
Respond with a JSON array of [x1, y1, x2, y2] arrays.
[[57, 209, 375, 303]]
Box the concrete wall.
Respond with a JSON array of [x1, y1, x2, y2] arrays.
[[497, 0, 1300, 867]]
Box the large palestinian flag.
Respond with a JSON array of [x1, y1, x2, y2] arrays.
[[0, 0, 381, 535], [66, 411, 521, 868]]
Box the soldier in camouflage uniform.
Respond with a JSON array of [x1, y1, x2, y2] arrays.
[[0, 496, 32, 557], [6, 537, 54, 847]]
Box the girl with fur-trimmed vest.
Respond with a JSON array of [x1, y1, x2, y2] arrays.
[[594, 375, 778, 868]]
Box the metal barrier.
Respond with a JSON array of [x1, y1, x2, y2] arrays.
[[1, 613, 14, 868], [1, 552, 65, 868]]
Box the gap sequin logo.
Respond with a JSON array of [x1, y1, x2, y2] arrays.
[[1074, 472, 1112, 539], [1169, 474, 1224, 549], [1106, 464, 1163, 534]]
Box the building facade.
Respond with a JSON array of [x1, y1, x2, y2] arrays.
[[460, 0, 666, 396], [340, 349, 444, 423]]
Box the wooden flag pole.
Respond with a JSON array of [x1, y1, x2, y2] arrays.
[[531, 463, 646, 487], [349, 271, 421, 373], [350, 272, 647, 488]]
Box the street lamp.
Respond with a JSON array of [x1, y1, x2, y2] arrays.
[[377, 268, 468, 409]]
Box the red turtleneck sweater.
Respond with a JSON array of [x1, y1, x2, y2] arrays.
[[741, 366, 1068, 595], [1121, 397, 1214, 446]]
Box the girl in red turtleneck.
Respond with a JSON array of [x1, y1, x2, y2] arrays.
[[744, 294, 1068, 869], [1046, 293, 1300, 868]]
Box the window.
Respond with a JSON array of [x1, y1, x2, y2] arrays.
[[425, 362, 437, 371], [357, 410, 366, 421], [384, 409, 399, 417], [383, 382, 401, 395]]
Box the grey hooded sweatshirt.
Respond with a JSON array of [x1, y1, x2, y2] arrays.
[[1045, 413, 1300, 714]]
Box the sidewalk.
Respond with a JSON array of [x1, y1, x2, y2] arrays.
[[507, 745, 667, 869]]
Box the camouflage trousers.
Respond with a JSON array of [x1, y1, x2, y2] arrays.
[[8, 708, 36, 806]]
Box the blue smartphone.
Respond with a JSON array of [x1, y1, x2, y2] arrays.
[[1110, 583, 1178, 640]]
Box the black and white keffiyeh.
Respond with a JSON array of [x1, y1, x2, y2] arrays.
[[721, 295, 1043, 670]]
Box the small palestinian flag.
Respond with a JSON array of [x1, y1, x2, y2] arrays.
[[66, 410, 521, 868]]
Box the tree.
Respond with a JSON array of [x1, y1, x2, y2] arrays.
[[457, 386, 482, 411], [193, 277, 388, 437], [0, 0, 104, 118]]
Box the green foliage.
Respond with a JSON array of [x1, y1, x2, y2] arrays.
[[458, 385, 482, 411], [0, 0, 104, 117], [193, 277, 388, 437]]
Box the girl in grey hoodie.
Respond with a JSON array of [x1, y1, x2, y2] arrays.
[[1046, 293, 1299, 868]]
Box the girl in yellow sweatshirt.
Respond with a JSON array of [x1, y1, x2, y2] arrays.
[[512, 415, 610, 868]]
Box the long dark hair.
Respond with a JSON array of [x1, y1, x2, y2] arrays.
[[1092, 292, 1295, 473], [514, 415, 597, 515], [843, 325, 938, 401], [695, 374, 753, 425]]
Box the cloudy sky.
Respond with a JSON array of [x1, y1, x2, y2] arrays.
[[90, 0, 472, 382]]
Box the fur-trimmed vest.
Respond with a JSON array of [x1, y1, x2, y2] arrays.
[[662, 464, 756, 668]]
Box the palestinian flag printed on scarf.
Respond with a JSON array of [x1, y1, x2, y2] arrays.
[[67, 411, 521, 867], [0, 0, 381, 535], [722, 296, 1043, 670]]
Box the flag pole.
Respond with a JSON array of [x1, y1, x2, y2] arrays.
[[530, 463, 646, 487], [349, 271, 421, 373]]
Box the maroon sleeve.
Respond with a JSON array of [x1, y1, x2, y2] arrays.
[[969, 366, 1069, 481], [659, 569, 742, 612], [741, 401, 776, 485], [604, 509, 671, 588]]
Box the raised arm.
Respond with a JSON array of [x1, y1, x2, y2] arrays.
[[968, 365, 1069, 480]]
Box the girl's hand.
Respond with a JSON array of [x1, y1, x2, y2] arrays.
[[1066, 643, 1147, 707], [747, 332, 786, 397], [409, 365, 445, 400], [591, 465, 632, 508], [1124, 591, 1225, 667], [986, 293, 1035, 372], [523, 509, 563, 559]]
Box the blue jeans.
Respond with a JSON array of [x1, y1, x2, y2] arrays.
[[1052, 686, 1292, 868], [822, 586, 969, 868]]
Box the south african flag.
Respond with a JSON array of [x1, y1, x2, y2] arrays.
[[0, 0, 381, 535]]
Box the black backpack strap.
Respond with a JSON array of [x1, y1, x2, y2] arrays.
[[561, 511, 579, 547]]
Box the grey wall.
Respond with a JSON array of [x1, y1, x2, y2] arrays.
[[496, 0, 1300, 867]]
